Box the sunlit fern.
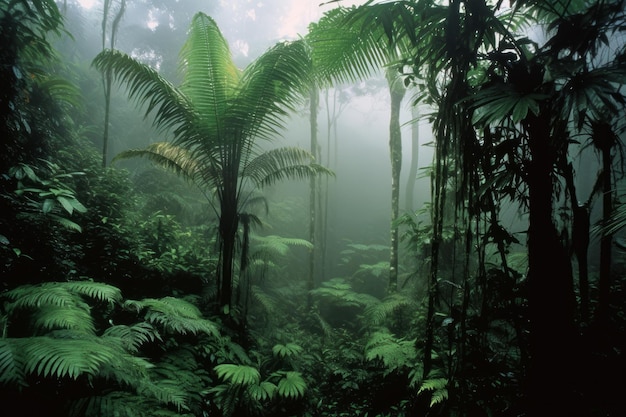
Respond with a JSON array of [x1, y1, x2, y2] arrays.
[[417, 374, 449, 408], [123, 296, 220, 337]]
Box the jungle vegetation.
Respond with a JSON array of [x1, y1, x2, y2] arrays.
[[1, 0, 626, 416]]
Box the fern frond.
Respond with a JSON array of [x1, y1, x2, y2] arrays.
[[0, 339, 26, 386], [311, 278, 379, 309], [311, 312, 334, 338], [248, 285, 276, 317], [214, 364, 261, 386], [364, 292, 414, 326], [274, 370, 307, 399], [34, 304, 95, 333], [103, 322, 162, 354], [61, 281, 123, 304], [5, 335, 120, 379], [364, 330, 417, 375], [5, 283, 81, 310], [137, 378, 190, 412], [418, 377, 449, 407], [124, 297, 220, 337], [251, 234, 313, 257]]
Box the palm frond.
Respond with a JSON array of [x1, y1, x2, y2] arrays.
[[274, 370, 307, 399], [179, 13, 240, 139], [214, 364, 261, 386], [235, 39, 311, 142], [244, 146, 334, 188], [309, 5, 395, 85], [92, 49, 195, 137], [112, 142, 207, 186], [248, 380, 277, 402], [272, 343, 303, 359], [251, 234, 313, 257]]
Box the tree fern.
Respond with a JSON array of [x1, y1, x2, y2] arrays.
[[124, 297, 220, 337]]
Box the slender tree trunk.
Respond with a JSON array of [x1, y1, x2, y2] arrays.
[[387, 69, 405, 293], [405, 105, 420, 212], [308, 86, 319, 309], [597, 142, 613, 329], [525, 110, 577, 416], [219, 196, 238, 314], [100, 0, 125, 168]]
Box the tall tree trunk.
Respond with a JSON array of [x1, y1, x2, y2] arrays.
[[405, 105, 420, 212], [387, 69, 405, 293], [219, 196, 238, 314], [100, 0, 125, 168], [595, 122, 615, 331], [525, 110, 577, 416], [308, 86, 319, 309]]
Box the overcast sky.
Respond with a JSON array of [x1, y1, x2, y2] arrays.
[[212, 0, 369, 59]]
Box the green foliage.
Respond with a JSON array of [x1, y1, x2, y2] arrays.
[[272, 342, 303, 359], [9, 161, 87, 231], [274, 370, 307, 399], [418, 377, 449, 408], [4, 281, 122, 334], [310, 278, 379, 309], [364, 329, 418, 376], [124, 297, 220, 337], [215, 364, 261, 386], [364, 292, 415, 326]]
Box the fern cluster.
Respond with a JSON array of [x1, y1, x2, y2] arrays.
[[0, 280, 221, 416]]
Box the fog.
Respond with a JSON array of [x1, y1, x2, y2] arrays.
[[62, 0, 437, 281]]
